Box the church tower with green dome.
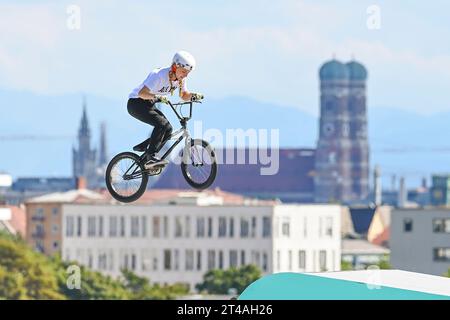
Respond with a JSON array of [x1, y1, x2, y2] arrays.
[[314, 59, 369, 203]]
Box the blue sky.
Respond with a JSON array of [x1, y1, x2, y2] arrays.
[[1, 0, 450, 116]]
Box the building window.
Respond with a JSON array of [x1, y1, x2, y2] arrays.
[[52, 224, 59, 235], [35, 207, 44, 218], [88, 216, 96, 237], [98, 253, 107, 271], [153, 251, 158, 271], [131, 253, 137, 271], [175, 216, 183, 238], [218, 250, 224, 269], [240, 218, 249, 238], [196, 250, 202, 271], [207, 217, 213, 238], [403, 218, 413, 232], [141, 250, 151, 271], [66, 216, 74, 237], [185, 216, 190, 238], [120, 216, 125, 237], [131, 216, 139, 237], [52, 207, 59, 217], [229, 217, 234, 237], [241, 250, 246, 266], [108, 250, 114, 271], [88, 252, 93, 269], [229, 250, 238, 268], [251, 250, 261, 268], [35, 240, 44, 253], [251, 217, 257, 237], [185, 250, 194, 271], [218, 217, 227, 237], [196, 217, 205, 238], [131, 253, 136, 270], [325, 217, 333, 237], [262, 217, 271, 238], [288, 250, 293, 270], [319, 250, 327, 271], [433, 219, 450, 233], [282, 218, 290, 237], [98, 216, 104, 237], [163, 216, 168, 238], [109, 216, 117, 237], [433, 248, 450, 262], [53, 241, 59, 249], [174, 249, 179, 271], [299, 250, 306, 269], [141, 216, 147, 237], [164, 250, 171, 270], [207, 250, 216, 270], [153, 216, 160, 238], [77, 216, 82, 237], [262, 252, 268, 272]]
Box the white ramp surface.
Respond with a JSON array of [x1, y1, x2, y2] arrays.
[[307, 270, 450, 297]]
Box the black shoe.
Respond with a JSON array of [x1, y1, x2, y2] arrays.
[[133, 144, 147, 152]]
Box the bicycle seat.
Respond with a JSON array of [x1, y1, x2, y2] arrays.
[[133, 143, 147, 152]]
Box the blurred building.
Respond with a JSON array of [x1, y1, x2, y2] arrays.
[[314, 59, 369, 204], [430, 174, 450, 206], [24, 184, 341, 291], [153, 148, 316, 203], [390, 207, 450, 276]]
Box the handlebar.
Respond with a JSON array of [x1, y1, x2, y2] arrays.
[[165, 98, 203, 122]]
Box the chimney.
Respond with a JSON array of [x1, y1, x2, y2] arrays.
[[374, 165, 382, 206], [76, 176, 87, 190]]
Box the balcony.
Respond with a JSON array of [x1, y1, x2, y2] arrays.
[[31, 230, 45, 238]]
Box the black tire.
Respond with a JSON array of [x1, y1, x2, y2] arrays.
[[105, 152, 148, 203], [181, 139, 217, 190]]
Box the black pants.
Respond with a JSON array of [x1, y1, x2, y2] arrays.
[[127, 98, 173, 155]]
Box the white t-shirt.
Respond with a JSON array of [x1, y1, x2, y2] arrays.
[[128, 66, 188, 99]]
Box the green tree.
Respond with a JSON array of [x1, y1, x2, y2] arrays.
[[196, 264, 261, 295], [0, 232, 65, 299], [0, 232, 188, 300], [442, 268, 450, 278], [376, 255, 391, 269], [341, 260, 353, 271]]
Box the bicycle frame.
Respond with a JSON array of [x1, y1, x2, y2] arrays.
[[135, 99, 201, 168]]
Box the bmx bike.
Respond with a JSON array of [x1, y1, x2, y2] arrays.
[[105, 97, 217, 203]]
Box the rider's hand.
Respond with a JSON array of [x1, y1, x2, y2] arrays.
[[154, 95, 169, 104], [191, 93, 204, 101]]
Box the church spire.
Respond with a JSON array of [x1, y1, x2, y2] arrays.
[[79, 95, 90, 138]]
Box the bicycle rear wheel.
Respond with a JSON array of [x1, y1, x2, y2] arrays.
[[105, 152, 148, 203], [181, 139, 217, 190]]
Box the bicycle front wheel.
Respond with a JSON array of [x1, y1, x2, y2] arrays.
[[105, 152, 148, 203], [181, 139, 217, 190]]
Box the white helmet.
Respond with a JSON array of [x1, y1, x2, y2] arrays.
[[172, 51, 196, 71]]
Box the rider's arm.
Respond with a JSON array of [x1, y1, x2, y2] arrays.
[[137, 86, 157, 101]]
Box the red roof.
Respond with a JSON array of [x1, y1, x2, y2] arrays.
[[0, 205, 26, 237], [98, 188, 272, 205]]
